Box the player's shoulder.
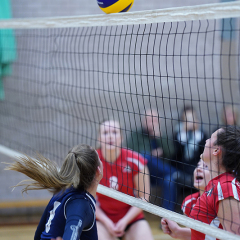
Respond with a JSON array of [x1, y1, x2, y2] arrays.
[[124, 148, 144, 160], [218, 172, 236, 183], [124, 148, 138, 157], [124, 148, 146, 168], [219, 176, 240, 195], [206, 172, 235, 190], [53, 189, 94, 204], [47, 189, 87, 214], [183, 192, 200, 203], [66, 191, 96, 210], [206, 173, 240, 202], [213, 173, 240, 191], [182, 192, 200, 215]]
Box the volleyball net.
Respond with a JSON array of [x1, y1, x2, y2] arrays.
[[0, 1, 240, 238]]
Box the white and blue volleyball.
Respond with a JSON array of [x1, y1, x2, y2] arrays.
[[97, 0, 134, 14]]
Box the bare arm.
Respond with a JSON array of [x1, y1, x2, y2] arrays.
[[218, 197, 240, 235], [118, 165, 150, 223], [161, 218, 191, 240], [135, 165, 151, 201], [114, 166, 151, 234]]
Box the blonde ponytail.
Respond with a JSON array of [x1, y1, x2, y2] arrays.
[[5, 144, 100, 194]]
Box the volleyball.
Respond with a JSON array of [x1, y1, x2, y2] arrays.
[[97, 0, 134, 14]]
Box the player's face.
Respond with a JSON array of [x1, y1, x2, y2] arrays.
[[201, 129, 222, 167], [183, 110, 197, 131], [193, 159, 211, 191], [99, 120, 122, 150]]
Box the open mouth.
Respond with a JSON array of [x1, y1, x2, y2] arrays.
[[196, 176, 203, 181]]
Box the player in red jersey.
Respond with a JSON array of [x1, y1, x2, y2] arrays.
[[96, 120, 154, 240], [181, 159, 210, 216], [162, 126, 240, 239], [161, 158, 211, 240], [190, 126, 240, 239]]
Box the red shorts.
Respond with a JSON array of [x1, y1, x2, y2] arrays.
[[103, 210, 144, 225]]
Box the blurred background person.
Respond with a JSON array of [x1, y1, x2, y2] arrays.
[[222, 104, 238, 126], [173, 105, 207, 203], [215, 104, 239, 130], [127, 109, 176, 211], [96, 119, 154, 240]]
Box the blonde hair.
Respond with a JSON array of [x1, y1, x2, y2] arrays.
[[98, 118, 122, 133], [5, 144, 99, 194]]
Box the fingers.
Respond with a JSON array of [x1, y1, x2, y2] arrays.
[[113, 223, 125, 237], [161, 218, 168, 225], [162, 225, 171, 234], [114, 231, 125, 237], [108, 226, 117, 237], [161, 218, 171, 235]]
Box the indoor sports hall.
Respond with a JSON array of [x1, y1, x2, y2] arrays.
[[0, 0, 240, 239]]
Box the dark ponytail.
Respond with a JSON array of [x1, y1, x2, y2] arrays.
[[215, 126, 240, 181]]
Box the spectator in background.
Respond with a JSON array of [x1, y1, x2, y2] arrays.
[[212, 105, 238, 133], [127, 109, 176, 211], [221, 104, 238, 126], [173, 105, 207, 192]]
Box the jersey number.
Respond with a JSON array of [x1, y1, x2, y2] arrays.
[[45, 201, 61, 233], [109, 176, 119, 190]]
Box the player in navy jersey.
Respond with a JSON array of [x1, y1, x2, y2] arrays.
[[161, 158, 211, 240], [6, 144, 103, 240]]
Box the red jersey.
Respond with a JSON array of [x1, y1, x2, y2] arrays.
[[181, 192, 200, 217], [96, 148, 146, 223], [190, 172, 240, 240]]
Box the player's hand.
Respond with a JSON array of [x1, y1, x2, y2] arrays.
[[104, 218, 118, 237], [152, 147, 163, 158], [161, 218, 180, 238], [114, 218, 127, 237], [51, 238, 63, 240]]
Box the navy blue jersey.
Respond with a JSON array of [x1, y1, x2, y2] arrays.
[[34, 188, 97, 240]]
